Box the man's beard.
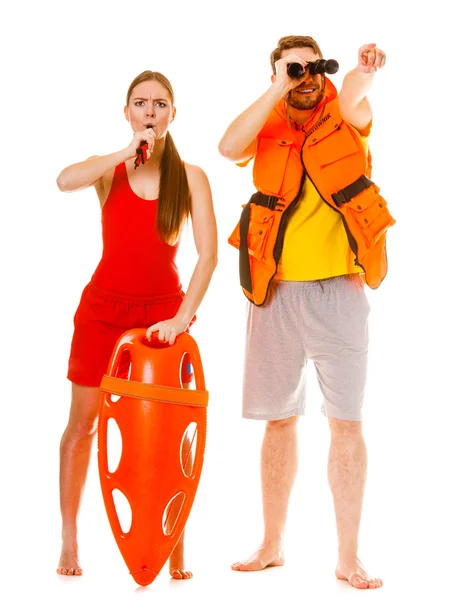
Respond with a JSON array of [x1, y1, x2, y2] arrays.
[[287, 88, 324, 111]]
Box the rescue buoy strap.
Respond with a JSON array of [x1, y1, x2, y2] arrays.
[[100, 375, 209, 407]]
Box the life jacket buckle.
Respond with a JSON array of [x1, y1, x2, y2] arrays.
[[266, 196, 278, 210], [331, 190, 350, 207], [332, 175, 373, 208]]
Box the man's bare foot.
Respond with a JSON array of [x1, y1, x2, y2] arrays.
[[169, 541, 192, 580], [231, 542, 285, 572], [336, 557, 383, 589], [57, 540, 83, 576]]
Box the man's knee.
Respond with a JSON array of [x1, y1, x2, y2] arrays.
[[328, 417, 362, 438], [267, 416, 299, 430]]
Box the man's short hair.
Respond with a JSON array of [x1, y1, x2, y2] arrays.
[[270, 36, 323, 74]]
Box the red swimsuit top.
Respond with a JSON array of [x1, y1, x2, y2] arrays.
[[91, 162, 181, 296]]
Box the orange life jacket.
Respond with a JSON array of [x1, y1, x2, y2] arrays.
[[228, 79, 396, 306]]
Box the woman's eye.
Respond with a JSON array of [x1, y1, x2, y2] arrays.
[[135, 101, 145, 107]]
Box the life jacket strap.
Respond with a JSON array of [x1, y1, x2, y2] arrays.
[[332, 175, 373, 207]]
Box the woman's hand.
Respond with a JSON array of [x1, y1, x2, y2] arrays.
[[146, 316, 189, 345], [125, 127, 156, 160]]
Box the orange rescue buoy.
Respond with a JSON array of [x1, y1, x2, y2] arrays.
[[97, 329, 208, 586]]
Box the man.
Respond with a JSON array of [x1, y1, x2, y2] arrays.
[[218, 36, 394, 590]]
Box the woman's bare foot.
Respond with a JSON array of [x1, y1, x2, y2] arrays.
[[169, 538, 192, 580], [231, 542, 285, 571], [57, 536, 83, 576], [336, 556, 383, 589]]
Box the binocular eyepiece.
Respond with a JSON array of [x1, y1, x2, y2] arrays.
[[287, 59, 339, 79]]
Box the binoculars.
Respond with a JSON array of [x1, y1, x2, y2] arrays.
[[287, 59, 339, 79]]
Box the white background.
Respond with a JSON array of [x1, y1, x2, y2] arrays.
[[1, 1, 449, 598]]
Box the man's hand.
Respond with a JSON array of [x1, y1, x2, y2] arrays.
[[357, 43, 386, 74], [274, 54, 310, 92]]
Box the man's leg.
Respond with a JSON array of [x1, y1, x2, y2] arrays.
[[232, 415, 299, 571], [328, 417, 382, 589], [233, 281, 306, 572], [304, 275, 380, 588]]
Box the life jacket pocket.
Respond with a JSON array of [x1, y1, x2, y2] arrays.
[[253, 138, 294, 195], [228, 203, 275, 265], [308, 123, 360, 167], [247, 204, 275, 263], [345, 185, 396, 248]]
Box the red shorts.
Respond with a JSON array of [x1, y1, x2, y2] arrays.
[[68, 282, 195, 387]]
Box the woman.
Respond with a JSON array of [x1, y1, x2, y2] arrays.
[[56, 70, 218, 579]]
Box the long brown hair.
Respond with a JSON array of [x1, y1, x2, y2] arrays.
[[126, 71, 190, 244]]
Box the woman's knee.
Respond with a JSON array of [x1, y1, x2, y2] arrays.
[[64, 384, 101, 439]]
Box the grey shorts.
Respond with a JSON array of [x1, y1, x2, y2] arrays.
[[242, 275, 370, 422]]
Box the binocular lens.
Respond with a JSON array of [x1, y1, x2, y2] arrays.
[[287, 59, 339, 78], [287, 62, 305, 78]]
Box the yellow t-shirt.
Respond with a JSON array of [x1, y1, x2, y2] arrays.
[[275, 135, 368, 281]]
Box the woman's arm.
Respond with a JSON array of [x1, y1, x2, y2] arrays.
[[56, 150, 131, 193], [56, 128, 156, 192], [146, 163, 218, 344]]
